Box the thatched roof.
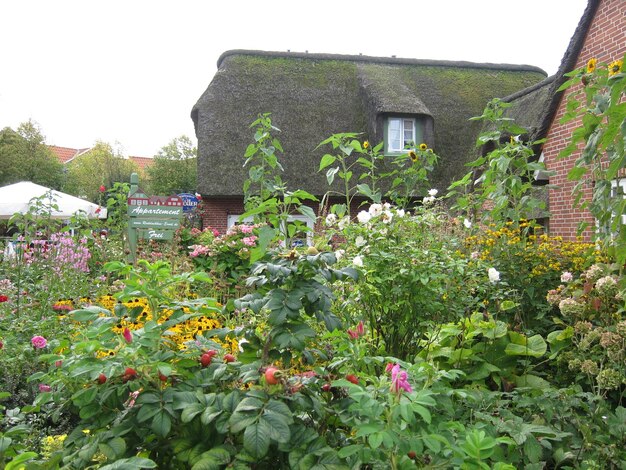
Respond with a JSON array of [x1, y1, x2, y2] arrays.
[[192, 50, 547, 197]]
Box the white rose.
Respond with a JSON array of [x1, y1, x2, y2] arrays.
[[357, 211, 371, 224], [325, 213, 337, 226], [463, 218, 472, 229], [488, 267, 500, 283], [355, 236, 366, 247], [369, 203, 383, 217], [428, 188, 438, 197], [353, 255, 364, 267]]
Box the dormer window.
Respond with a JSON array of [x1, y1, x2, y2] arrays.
[[386, 117, 424, 154]]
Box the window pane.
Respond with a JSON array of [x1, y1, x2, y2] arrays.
[[403, 119, 415, 148], [388, 119, 401, 151]]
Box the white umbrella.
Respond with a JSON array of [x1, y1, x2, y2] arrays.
[[0, 181, 107, 219]]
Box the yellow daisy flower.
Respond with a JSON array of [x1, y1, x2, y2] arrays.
[[419, 143, 428, 151], [363, 140, 370, 149], [586, 57, 597, 74], [608, 59, 623, 76]]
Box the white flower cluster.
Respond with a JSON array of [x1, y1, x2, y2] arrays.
[[423, 188, 439, 205], [356, 202, 406, 225]]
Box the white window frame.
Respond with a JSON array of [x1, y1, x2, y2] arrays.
[[610, 178, 626, 225], [387, 117, 416, 153]]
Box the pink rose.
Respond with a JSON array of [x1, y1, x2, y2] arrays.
[[31, 335, 47, 349]]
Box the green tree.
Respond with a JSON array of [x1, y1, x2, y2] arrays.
[[63, 141, 138, 202], [146, 135, 197, 195], [0, 120, 64, 189]]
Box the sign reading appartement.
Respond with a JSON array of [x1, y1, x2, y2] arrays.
[[128, 205, 182, 217]]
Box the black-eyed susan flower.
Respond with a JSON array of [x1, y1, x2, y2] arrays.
[[408, 150, 418, 162], [419, 143, 428, 151], [608, 59, 622, 76], [363, 140, 370, 149], [586, 57, 597, 74]]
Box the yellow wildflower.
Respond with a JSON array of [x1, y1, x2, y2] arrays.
[[608, 59, 623, 76], [586, 57, 597, 74], [363, 140, 370, 149], [419, 143, 428, 151]]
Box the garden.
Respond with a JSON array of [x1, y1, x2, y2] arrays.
[[0, 59, 624, 469]]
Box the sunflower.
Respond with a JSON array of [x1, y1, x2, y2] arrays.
[[408, 150, 418, 162], [363, 140, 370, 149], [419, 143, 428, 151], [608, 59, 623, 76], [586, 57, 597, 74]]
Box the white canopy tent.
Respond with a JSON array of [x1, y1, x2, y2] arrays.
[[0, 181, 107, 220]]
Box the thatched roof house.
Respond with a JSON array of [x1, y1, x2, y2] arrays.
[[192, 50, 547, 232]]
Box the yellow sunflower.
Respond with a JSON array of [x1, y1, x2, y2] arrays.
[[419, 143, 428, 151], [408, 150, 418, 162], [608, 59, 623, 76], [586, 57, 597, 74], [363, 140, 370, 149]]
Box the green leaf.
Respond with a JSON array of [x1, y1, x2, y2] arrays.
[[181, 403, 205, 423], [505, 333, 547, 358], [260, 413, 291, 443], [0, 436, 12, 453], [4, 452, 39, 470], [151, 410, 172, 437], [243, 420, 271, 458], [462, 429, 496, 460], [337, 444, 362, 458], [98, 457, 157, 469], [326, 167, 339, 185], [319, 154, 337, 171]]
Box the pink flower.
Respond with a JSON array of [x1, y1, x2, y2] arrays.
[[347, 321, 365, 339], [31, 335, 47, 349], [385, 362, 395, 373], [239, 225, 254, 234], [122, 328, 132, 344], [0, 295, 8, 303], [39, 384, 51, 393], [390, 364, 412, 394], [242, 236, 257, 247]]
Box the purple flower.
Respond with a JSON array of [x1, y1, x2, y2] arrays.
[[31, 335, 47, 349], [39, 384, 51, 393], [390, 364, 412, 394]]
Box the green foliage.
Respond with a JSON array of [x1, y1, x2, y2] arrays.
[[448, 98, 551, 230], [63, 141, 138, 203], [240, 114, 318, 248], [0, 121, 65, 189], [146, 136, 197, 195], [558, 54, 626, 268], [317, 133, 385, 216], [386, 143, 439, 208]]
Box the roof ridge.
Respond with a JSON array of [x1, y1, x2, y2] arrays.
[[217, 49, 547, 75], [501, 75, 556, 103]]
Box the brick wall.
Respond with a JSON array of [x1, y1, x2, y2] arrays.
[[198, 196, 377, 235], [543, 0, 625, 240], [197, 197, 245, 235]]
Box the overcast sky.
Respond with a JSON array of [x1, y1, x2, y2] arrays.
[[0, 0, 589, 157]]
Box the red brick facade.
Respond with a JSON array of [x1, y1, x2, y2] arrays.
[[198, 196, 368, 235], [542, 0, 625, 240]]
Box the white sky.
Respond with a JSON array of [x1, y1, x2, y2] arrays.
[[0, 0, 589, 158]]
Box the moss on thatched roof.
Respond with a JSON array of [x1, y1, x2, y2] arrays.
[[192, 50, 547, 197]]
